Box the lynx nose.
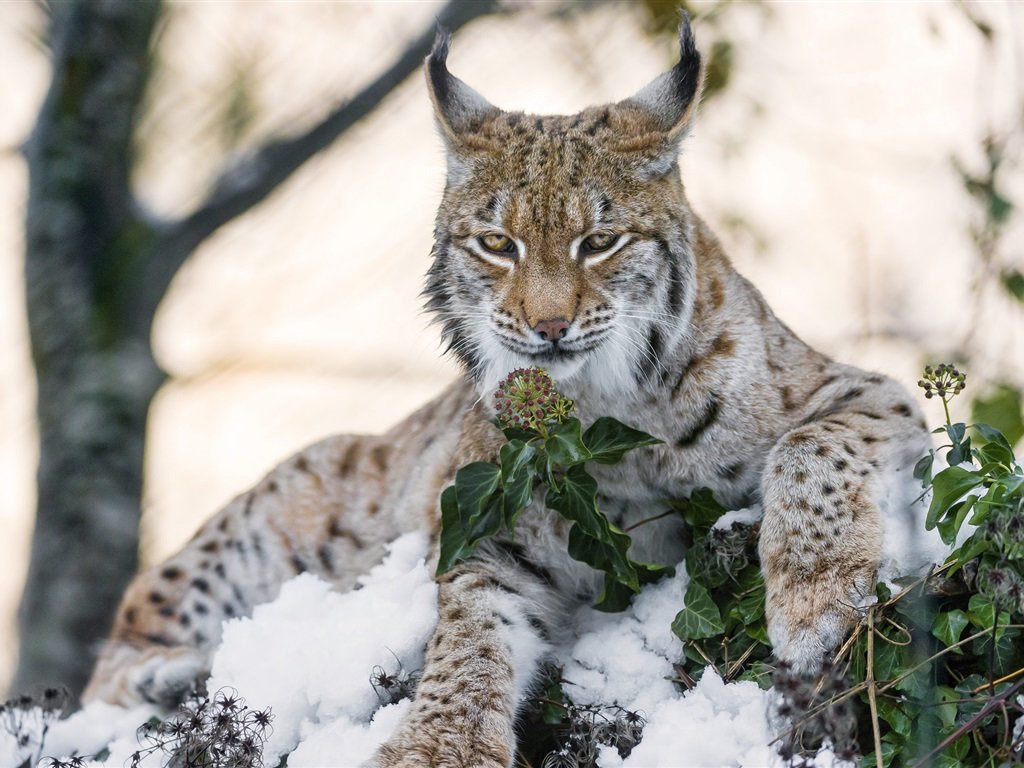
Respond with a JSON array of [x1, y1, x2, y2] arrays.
[[533, 318, 570, 341]]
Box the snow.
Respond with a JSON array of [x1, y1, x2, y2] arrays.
[[207, 532, 438, 767], [27, 489, 951, 768], [711, 505, 764, 531]]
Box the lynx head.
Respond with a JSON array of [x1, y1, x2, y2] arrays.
[[423, 18, 705, 398]]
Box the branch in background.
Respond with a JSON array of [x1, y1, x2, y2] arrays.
[[137, 0, 500, 328]]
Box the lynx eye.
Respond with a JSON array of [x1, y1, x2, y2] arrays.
[[580, 232, 619, 255], [479, 233, 516, 256]]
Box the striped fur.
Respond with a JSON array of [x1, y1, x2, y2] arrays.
[[85, 19, 930, 768]]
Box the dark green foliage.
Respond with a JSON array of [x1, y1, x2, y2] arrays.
[[436, 371, 665, 611], [668, 492, 772, 687], [773, 367, 1024, 766]]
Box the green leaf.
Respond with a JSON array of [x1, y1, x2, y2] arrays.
[[566, 524, 637, 591], [875, 696, 913, 739], [499, 440, 537, 482], [672, 580, 725, 640], [965, 592, 1011, 634], [546, 464, 602, 534], [437, 486, 472, 574], [936, 495, 977, 546], [499, 425, 538, 443], [593, 573, 637, 612], [671, 488, 727, 529], [455, 462, 501, 521], [934, 686, 959, 730], [972, 385, 1024, 447], [735, 582, 766, 624], [931, 608, 970, 648], [913, 452, 934, 486], [544, 418, 591, 467], [499, 441, 537, 532], [582, 417, 661, 464], [926, 466, 983, 529]]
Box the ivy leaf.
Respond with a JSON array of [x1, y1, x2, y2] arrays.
[[582, 417, 662, 464], [972, 432, 1015, 469], [671, 488, 727, 530], [500, 425, 538, 443], [926, 466, 983, 529], [455, 462, 501, 521], [449, 462, 505, 551], [545, 418, 591, 467], [499, 441, 537, 532], [875, 697, 913, 739], [735, 579, 766, 624], [499, 440, 537, 482], [913, 452, 934, 486], [965, 593, 1011, 635], [936, 496, 977, 546], [672, 580, 725, 640], [931, 609, 970, 649], [547, 464, 601, 533], [566, 524, 638, 592], [594, 574, 637, 613], [437, 486, 472, 574]]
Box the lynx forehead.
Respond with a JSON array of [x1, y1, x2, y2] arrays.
[[424, 30, 702, 393], [84, 17, 931, 768]]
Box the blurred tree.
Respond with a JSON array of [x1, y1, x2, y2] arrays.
[[14, 0, 498, 699]]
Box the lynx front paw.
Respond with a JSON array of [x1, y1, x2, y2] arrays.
[[764, 565, 874, 673], [83, 642, 209, 708]]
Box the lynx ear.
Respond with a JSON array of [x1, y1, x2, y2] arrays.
[[616, 13, 704, 172], [425, 28, 499, 144]]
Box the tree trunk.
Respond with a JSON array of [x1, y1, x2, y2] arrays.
[[15, 0, 162, 698]]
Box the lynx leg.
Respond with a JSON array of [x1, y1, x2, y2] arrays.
[[758, 416, 886, 671], [84, 434, 404, 707], [372, 555, 555, 768]]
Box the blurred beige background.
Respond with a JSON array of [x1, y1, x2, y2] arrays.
[[1, 1, 1022, 693]]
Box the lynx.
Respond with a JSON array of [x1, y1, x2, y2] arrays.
[[84, 18, 931, 767]]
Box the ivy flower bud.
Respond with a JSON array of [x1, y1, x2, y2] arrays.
[[494, 367, 575, 434]]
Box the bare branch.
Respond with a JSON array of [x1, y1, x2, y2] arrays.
[[138, 0, 499, 327]]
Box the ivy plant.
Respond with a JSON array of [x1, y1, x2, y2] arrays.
[[436, 368, 668, 611]]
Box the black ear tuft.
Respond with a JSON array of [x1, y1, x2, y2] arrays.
[[673, 11, 702, 112], [423, 25, 498, 141], [620, 10, 704, 139], [426, 25, 454, 108]]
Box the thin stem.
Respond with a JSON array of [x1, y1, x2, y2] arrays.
[[622, 508, 676, 533], [866, 608, 884, 768], [971, 664, 1024, 694]]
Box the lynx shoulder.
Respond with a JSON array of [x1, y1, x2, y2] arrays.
[[85, 17, 929, 768]]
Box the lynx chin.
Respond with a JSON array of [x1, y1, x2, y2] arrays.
[[85, 16, 930, 768]]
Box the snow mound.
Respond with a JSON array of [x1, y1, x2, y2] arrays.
[[33, 490, 946, 767], [207, 531, 437, 766]]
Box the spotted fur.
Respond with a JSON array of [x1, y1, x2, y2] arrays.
[[85, 18, 930, 768]]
